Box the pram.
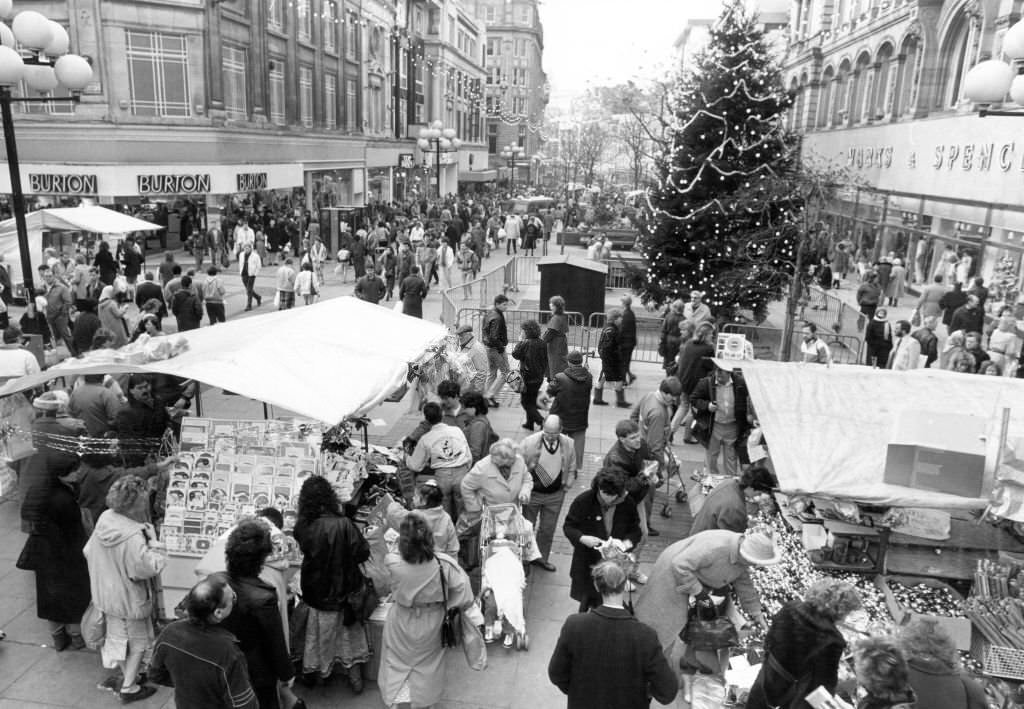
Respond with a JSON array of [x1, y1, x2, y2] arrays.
[[656, 448, 689, 518], [478, 503, 531, 651]]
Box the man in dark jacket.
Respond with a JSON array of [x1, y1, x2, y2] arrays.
[[354, 267, 387, 304], [675, 322, 716, 443], [911, 315, 940, 368], [482, 294, 510, 407], [548, 559, 677, 709], [218, 521, 294, 709], [149, 576, 259, 709], [603, 420, 661, 512], [949, 294, 984, 335], [562, 471, 643, 612], [691, 360, 752, 477], [135, 272, 167, 319], [938, 281, 968, 330], [115, 374, 170, 465], [169, 275, 203, 331], [548, 350, 592, 469], [594, 307, 629, 408], [618, 294, 638, 385], [71, 299, 101, 355]]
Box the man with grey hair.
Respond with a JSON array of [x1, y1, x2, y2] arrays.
[[521, 415, 577, 572], [911, 314, 939, 368], [548, 560, 677, 709]]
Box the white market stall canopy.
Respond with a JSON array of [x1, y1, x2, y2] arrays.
[[740, 360, 1024, 509], [0, 297, 447, 424], [0, 206, 163, 287]]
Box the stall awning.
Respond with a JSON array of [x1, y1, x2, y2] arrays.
[[0, 297, 448, 424], [739, 360, 1024, 509], [458, 170, 498, 183], [0, 206, 163, 236]]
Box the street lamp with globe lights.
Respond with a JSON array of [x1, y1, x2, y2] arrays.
[[417, 120, 462, 199], [0, 1, 92, 297], [963, 19, 1024, 116], [500, 143, 524, 192]]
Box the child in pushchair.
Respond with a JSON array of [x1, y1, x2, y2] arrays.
[[477, 503, 534, 650]]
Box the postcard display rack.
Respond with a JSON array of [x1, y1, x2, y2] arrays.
[[159, 416, 373, 615]]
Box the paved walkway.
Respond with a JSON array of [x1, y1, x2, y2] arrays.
[[0, 248, 705, 708]]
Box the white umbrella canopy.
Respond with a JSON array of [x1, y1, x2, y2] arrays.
[[0, 297, 448, 424]]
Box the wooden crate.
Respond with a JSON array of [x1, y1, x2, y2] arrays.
[[874, 574, 970, 650]]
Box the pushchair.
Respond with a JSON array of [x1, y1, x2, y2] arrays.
[[478, 503, 531, 651]]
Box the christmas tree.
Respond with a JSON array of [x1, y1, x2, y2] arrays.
[[640, 0, 800, 321]]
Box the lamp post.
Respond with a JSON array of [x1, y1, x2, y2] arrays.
[[0, 2, 93, 297], [500, 143, 524, 192], [416, 120, 462, 199], [964, 19, 1024, 117]]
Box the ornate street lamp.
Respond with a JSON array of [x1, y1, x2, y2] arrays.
[[0, 1, 92, 297], [500, 143, 524, 191], [963, 19, 1024, 117], [416, 120, 462, 199]]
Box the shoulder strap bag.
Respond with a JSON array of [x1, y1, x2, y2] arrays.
[[437, 557, 462, 648]]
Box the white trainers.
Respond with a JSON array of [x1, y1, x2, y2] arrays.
[[484, 626, 494, 643], [632, 572, 649, 585]]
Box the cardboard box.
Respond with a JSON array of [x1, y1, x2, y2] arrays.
[[884, 412, 992, 498], [875, 575, 971, 650]]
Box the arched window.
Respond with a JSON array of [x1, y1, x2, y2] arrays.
[[937, 8, 979, 108], [849, 52, 872, 124], [818, 66, 835, 128], [872, 43, 895, 119], [834, 59, 852, 125], [894, 35, 921, 116]]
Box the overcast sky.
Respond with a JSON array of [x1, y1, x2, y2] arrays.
[[538, 0, 728, 110]]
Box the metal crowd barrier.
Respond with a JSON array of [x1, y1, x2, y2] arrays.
[[721, 323, 864, 364], [454, 308, 587, 353], [601, 256, 645, 291], [585, 312, 664, 364], [804, 285, 862, 336]]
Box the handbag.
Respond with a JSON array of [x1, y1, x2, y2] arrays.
[[911, 309, 921, 327], [679, 598, 738, 651], [437, 558, 462, 648], [505, 370, 525, 393], [80, 601, 107, 650], [344, 575, 380, 626]]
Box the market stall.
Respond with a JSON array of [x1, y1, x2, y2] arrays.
[[0, 297, 450, 618], [699, 358, 1024, 706], [0, 206, 163, 298]]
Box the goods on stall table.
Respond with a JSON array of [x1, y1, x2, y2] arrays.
[[161, 417, 322, 557]]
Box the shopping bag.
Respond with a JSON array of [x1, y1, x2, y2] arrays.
[[679, 599, 738, 651], [80, 602, 106, 650], [393, 301, 404, 313], [273, 291, 281, 309]]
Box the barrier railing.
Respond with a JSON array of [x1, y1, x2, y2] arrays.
[[722, 323, 864, 365], [454, 308, 587, 354], [511, 255, 542, 288], [441, 260, 509, 323], [585, 312, 664, 364], [803, 285, 862, 336], [602, 256, 645, 291]]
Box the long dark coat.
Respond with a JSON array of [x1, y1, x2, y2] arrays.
[[399, 275, 428, 319], [562, 488, 642, 608]]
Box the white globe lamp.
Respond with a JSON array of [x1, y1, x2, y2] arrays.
[[0, 44, 24, 85], [1010, 74, 1024, 106], [12, 10, 53, 50], [963, 59, 1014, 103], [23, 63, 57, 92], [43, 21, 68, 56], [0, 22, 13, 48], [54, 54, 92, 90], [417, 137, 429, 150], [1004, 19, 1024, 61]]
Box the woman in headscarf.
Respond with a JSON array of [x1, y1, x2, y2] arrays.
[[97, 286, 129, 347]]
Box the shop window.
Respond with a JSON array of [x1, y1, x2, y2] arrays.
[[297, 0, 312, 41], [848, 52, 870, 125], [872, 43, 895, 120], [268, 0, 285, 31], [223, 45, 248, 120], [833, 60, 851, 126], [299, 65, 313, 128], [345, 77, 357, 131], [269, 59, 286, 125], [428, 9, 440, 35], [323, 2, 337, 53], [518, 5, 531, 24], [325, 73, 337, 129], [413, 7, 423, 34], [126, 30, 191, 118], [485, 6, 495, 23]]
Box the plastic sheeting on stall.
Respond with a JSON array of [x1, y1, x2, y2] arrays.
[[739, 360, 1024, 509], [0, 297, 447, 424]]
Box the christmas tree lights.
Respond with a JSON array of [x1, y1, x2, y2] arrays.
[[639, 0, 800, 321]]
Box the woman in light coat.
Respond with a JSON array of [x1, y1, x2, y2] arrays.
[[83, 475, 167, 703], [97, 286, 129, 347], [378, 514, 480, 709]]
